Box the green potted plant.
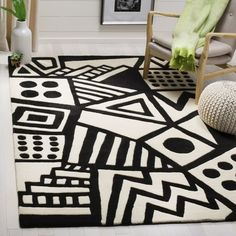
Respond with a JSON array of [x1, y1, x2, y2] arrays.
[[10, 52, 23, 67], [0, 0, 26, 21], [0, 0, 32, 64]]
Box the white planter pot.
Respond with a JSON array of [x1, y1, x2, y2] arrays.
[[11, 20, 32, 64]]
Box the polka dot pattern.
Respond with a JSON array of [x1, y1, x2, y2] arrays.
[[145, 70, 195, 90], [14, 134, 65, 161]]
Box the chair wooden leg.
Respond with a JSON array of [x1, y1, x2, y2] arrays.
[[143, 48, 151, 80], [195, 66, 205, 104]]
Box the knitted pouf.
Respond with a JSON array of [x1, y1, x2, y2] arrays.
[[198, 81, 236, 135]]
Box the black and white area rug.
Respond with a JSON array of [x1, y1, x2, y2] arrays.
[[9, 56, 236, 228]]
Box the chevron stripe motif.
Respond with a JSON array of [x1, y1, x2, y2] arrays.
[[8, 56, 236, 228]]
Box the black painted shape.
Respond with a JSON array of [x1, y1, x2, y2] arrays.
[[217, 162, 233, 170], [13, 106, 65, 130], [21, 90, 39, 98], [163, 137, 195, 153], [27, 114, 48, 122], [18, 67, 31, 74], [42, 81, 58, 88], [203, 169, 221, 179], [222, 180, 236, 191], [231, 154, 236, 162], [20, 81, 37, 88], [44, 91, 62, 98]]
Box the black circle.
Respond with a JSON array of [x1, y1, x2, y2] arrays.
[[18, 135, 26, 140], [42, 81, 58, 88], [222, 180, 236, 191], [231, 154, 236, 162], [163, 137, 195, 153], [177, 79, 183, 82], [49, 136, 58, 141], [20, 81, 37, 88], [51, 147, 59, 152], [152, 83, 160, 87], [20, 153, 30, 159], [33, 146, 43, 152], [21, 90, 39, 98], [180, 84, 186, 87], [154, 71, 160, 74], [50, 142, 59, 147], [217, 162, 233, 170], [186, 79, 194, 82], [44, 91, 62, 98], [33, 141, 43, 146], [47, 154, 57, 159], [167, 80, 174, 83], [162, 83, 168, 87], [188, 83, 195, 87], [148, 75, 154, 79], [149, 79, 156, 83], [159, 79, 165, 82], [170, 84, 177, 87], [174, 75, 181, 79], [33, 154, 42, 159], [163, 71, 170, 75], [18, 146, 28, 152], [203, 169, 220, 178], [33, 136, 42, 140], [18, 141, 27, 146]]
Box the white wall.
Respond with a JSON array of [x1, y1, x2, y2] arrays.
[[38, 0, 185, 44]]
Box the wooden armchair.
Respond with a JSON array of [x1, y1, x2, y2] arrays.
[[143, 1, 236, 103]]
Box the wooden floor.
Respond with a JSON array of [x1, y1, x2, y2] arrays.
[[0, 43, 235, 236]]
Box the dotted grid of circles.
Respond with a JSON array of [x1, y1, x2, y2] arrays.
[[15, 134, 64, 160], [146, 70, 195, 89]]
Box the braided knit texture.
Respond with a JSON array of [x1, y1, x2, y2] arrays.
[[198, 81, 236, 135]]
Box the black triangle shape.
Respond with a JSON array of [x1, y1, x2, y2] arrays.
[[18, 67, 31, 74], [107, 98, 153, 116]]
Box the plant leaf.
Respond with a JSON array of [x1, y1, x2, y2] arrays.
[[12, 0, 26, 21], [0, 6, 17, 18]]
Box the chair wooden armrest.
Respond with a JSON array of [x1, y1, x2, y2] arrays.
[[196, 32, 236, 102], [199, 32, 236, 66]]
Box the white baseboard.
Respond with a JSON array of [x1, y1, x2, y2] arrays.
[[39, 37, 146, 45]]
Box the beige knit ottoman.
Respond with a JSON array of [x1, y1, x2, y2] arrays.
[[198, 81, 236, 135]]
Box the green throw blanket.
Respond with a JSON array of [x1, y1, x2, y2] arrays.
[[169, 0, 230, 72]]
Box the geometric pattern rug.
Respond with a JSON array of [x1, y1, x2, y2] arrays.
[[8, 56, 236, 228]]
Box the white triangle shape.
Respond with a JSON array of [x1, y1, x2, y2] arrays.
[[87, 93, 166, 122], [119, 103, 144, 113], [179, 116, 217, 144], [79, 98, 90, 104]]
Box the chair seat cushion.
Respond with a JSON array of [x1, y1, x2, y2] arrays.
[[152, 31, 233, 58]]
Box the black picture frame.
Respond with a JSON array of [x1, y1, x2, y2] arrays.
[[101, 0, 155, 25]]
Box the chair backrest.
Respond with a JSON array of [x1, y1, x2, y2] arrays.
[[215, 0, 236, 56]]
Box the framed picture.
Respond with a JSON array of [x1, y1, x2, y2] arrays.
[[101, 0, 155, 25]]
